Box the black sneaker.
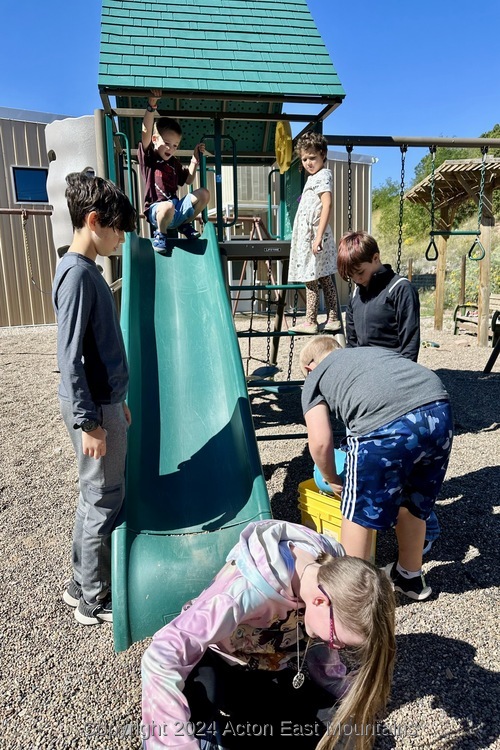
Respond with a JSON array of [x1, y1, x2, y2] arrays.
[[63, 579, 82, 608], [75, 594, 113, 625], [383, 562, 432, 601], [178, 222, 200, 240]]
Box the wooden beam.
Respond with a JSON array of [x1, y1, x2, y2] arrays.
[[459, 255, 467, 306], [434, 205, 452, 331], [112, 108, 320, 123], [478, 187, 494, 347]]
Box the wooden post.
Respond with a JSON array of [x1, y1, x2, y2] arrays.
[[459, 255, 466, 306], [477, 185, 493, 347], [408, 257, 413, 281], [434, 206, 450, 331]]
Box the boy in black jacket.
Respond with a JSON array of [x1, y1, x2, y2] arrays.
[[337, 231, 439, 552], [337, 231, 420, 362]]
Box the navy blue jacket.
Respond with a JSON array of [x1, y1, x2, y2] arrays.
[[346, 264, 420, 362]]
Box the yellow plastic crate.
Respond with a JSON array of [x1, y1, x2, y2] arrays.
[[298, 478, 377, 563]]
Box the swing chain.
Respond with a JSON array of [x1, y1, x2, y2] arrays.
[[287, 289, 299, 381], [468, 146, 488, 262], [346, 145, 353, 232], [429, 146, 437, 233], [397, 145, 407, 275], [266, 261, 272, 368], [346, 145, 354, 294], [425, 146, 439, 262], [245, 260, 259, 376], [476, 146, 488, 235]]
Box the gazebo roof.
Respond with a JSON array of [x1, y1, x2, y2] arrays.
[[405, 158, 500, 214]]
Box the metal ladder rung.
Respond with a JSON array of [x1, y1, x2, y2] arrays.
[[229, 283, 305, 291], [237, 330, 299, 338], [256, 432, 307, 441], [247, 379, 303, 388]]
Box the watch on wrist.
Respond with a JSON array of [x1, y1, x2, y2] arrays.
[[80, 418, 100, 433], [146, 103, 157, 113]]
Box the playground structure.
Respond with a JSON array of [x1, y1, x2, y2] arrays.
[[1, 1, 498, 652], [326, 134, 500, 344], [47, 1, 499, 649], [96, 0, 350, 651]]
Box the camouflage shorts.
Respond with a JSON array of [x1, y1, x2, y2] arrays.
[[340, 400, 453, 530]]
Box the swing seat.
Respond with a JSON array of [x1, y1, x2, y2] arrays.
[[260, 382, 302, 394], [249, 365, 280, 380]]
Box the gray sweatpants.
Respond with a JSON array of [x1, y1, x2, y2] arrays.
[[60, 400, 128, 604]]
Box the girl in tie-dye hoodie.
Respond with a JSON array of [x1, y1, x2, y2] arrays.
[[142, 520, 395, 750]]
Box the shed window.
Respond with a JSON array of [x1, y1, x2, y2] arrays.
[[12, 167, 49, 203]]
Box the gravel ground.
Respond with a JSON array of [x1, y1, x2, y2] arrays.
[[0, 316, 499, 750]]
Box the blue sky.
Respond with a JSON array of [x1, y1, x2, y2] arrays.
[[1, 0, 499, 187]]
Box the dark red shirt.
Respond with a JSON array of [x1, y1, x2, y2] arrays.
[[138, 142, 189, 210]]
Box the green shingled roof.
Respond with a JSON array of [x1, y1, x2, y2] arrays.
[[98, 0, 344, 100]]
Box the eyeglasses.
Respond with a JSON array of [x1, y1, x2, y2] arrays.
[[317, 584, 345, 650]]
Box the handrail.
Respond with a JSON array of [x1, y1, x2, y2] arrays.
[[202, 131, 239, 233], [114, 131, 134, 206], [0, 208, 52, 215]]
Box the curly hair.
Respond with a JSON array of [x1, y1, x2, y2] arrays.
[[295, 131, 328, 159]]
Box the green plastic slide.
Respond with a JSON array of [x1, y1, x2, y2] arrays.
[[112, 223, 272, 652]]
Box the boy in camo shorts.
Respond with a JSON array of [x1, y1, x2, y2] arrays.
[[300, 336, 453, 600]]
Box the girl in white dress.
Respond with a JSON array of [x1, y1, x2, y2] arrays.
[[289, 133, 341, 334]]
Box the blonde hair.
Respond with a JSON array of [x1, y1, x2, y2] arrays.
[[315, 555, 396, 750], [299, 336, 340, 376]]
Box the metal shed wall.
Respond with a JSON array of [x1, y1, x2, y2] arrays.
[[0, 117, 56, 327]]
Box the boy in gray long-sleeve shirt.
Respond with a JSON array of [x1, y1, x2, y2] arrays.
[[52, 171, 136, 625]]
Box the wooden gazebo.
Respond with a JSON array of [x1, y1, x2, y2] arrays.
[[405, 157, 500, 345]]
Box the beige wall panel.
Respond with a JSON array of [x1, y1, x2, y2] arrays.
[[0, 118, 56, 327]]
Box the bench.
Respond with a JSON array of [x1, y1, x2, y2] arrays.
[[453, 293, 500, 346]]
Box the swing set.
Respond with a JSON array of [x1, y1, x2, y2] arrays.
[[332, 134, 499, 342], [424, 145, 488, 263]]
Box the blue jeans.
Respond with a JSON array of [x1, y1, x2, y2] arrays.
[[145, 194, 195, 230], [60, 400, 128, 603]]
